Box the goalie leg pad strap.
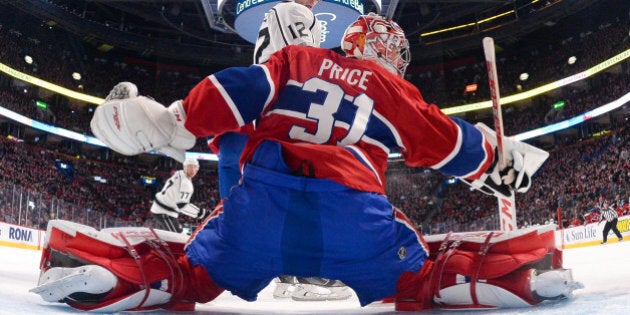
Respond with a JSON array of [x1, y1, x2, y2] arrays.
[[395, 259, 436, 311]]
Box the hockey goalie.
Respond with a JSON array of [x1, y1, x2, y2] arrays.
[[30, 219, 582, 312], [30, 12, 586, 312]]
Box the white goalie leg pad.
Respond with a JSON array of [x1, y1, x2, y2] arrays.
[[30, 265, 117, 302], [100, 226, 190, 245], [435, 282, 531, 309], [43, 219, 97, 249], [532, 269, 584, 300], [35, 220, 193, 312], [43, 219, 189, 250], [89, 290, 172, 312], [291, 284, 353, 301]]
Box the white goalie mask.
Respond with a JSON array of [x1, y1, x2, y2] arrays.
[[341, 13, 410, 77]]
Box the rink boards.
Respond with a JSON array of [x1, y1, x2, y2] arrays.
[[1, 217, 629, 251], [558, 215, 630, 249], [0, 221, 44, 250]]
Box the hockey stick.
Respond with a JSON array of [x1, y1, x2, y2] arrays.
[[384, 0, 400, 20], [482, 37, 517, 231]]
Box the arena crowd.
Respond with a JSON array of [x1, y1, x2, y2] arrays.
[[0, 4, 628, 234]]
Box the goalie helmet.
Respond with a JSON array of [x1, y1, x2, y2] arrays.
[[341, 13, 410, 77]]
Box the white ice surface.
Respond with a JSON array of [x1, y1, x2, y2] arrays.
[[1, 241, 629, 314]]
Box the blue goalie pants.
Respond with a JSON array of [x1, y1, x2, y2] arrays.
[[186, 141, 428, 305]]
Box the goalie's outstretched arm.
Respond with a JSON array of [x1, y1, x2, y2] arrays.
[[90, 63, 275, 162]]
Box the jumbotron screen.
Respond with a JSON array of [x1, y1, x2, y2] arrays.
[[225, 0, 375, 48]]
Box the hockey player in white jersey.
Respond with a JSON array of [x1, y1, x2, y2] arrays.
[[253, 0, 322, 64], [150, 157, 207, 233]]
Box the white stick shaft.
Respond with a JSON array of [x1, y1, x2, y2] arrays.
[[482, 37, 507, 167], [498, 192, 516, 231], [385, 0, 400, 19], [483, 37, 516, 231]]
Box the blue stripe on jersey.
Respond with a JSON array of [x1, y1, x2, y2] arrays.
[[437, 117, 487, 177], [362, 115, 399, 149], [273, 84, 325, 114], [213, 65, 271, 124]]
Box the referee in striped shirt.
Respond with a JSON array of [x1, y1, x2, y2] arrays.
[[599, 200, 623, 244]]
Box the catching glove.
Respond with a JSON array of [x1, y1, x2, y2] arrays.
[[462, 123, 549, 199], [90, 95, 195, 163]]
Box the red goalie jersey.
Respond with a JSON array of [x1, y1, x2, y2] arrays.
[[181, 45, 493, 194]]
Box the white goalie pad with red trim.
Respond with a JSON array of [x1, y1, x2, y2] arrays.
[[419, 225, 581, 310], [32, 219, 192, 312], [40, 219, 190, 254], [424, 224, 561, 274]]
